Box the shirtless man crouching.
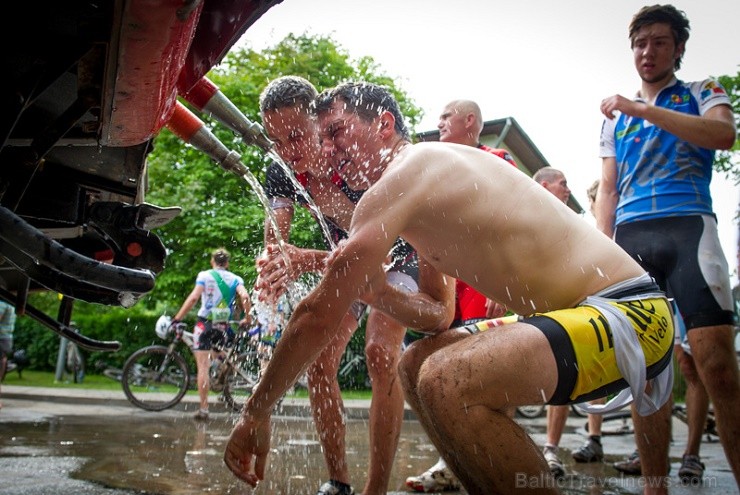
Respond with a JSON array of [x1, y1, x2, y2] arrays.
[[224, 81, 674, 495]]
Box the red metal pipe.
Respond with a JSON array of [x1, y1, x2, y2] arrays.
[[180, 77, 273, 151]]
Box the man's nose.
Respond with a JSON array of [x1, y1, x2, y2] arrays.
[[321, 139, 336, 157]]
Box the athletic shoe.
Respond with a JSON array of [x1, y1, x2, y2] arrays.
[[678, 454, 705, 483], [613, 449, 641, 475], [543, 445, 565, 478], [193, 409, 209, 421], [572, 437, 604, 463], [316, 479, 355, 495], [405, 465, 462, 492]]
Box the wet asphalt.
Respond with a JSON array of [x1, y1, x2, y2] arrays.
[[0, 385, 737, 495]]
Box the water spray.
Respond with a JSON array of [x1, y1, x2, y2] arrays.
[[165, 101, 291, 267], [182, 77, 336, 249]]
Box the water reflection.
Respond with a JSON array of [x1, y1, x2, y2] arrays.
[[0, 410, 648, 495]]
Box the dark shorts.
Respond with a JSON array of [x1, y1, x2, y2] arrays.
[[192, 317, 234, 351], [615, 215, 735, 330], [0, 337, 12, 358]]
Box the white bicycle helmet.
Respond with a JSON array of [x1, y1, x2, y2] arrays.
[[155, 315, 172, 340]]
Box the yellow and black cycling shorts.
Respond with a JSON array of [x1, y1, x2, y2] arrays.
[[524, 296, 674, 405]]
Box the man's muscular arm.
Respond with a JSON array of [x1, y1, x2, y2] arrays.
[[363, 254, 455, 333], [600, 95, 736, 150], [595, 157, 619, 239]]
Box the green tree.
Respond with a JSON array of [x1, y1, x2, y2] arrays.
[[143, 33, 423, 309], [715, 68, 740, 184], [19, 33, 422, 373]]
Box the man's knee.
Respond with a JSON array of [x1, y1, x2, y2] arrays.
[[399, 345, 423, 394], [365, 338, 400, 377], [416, 350, 471, 410], [307, 356, 337, 385]]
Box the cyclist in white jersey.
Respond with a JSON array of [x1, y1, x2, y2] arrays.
[[171, 248, 250, 420]]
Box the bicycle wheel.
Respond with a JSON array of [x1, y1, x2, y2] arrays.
[[220, 350, 262, 412], [121, 345, 190, 411], [516, 404, 546, 418], [103, 368, 123, 382]]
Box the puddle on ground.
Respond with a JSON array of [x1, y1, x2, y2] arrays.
[[0, 413, 636, 494]]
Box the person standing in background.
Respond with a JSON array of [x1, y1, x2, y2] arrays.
[[0, 277, 17, 410], [171, 248, 250, 421], [529, 167, 590, 479], [596, 5, 739, 491]]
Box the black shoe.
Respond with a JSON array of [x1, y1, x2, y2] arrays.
[[316, 479, 355, 495], [613, 449, 641, 475]]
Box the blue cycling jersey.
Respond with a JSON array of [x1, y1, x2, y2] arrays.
[[599, 77, 731, 226]]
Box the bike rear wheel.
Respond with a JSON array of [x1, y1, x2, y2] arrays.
[[121, 345, 190, 411], [220, 352, 262, 412]]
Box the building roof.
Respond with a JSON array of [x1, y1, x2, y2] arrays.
[[416, 117, 585, 214]]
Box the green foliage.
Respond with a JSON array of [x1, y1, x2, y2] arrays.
[[715, 69, 740, 185], [20, 33, 421, 391], [13, 292, 167, 372], [144, 32, 422, 310]]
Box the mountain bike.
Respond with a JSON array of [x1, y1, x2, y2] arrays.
[[120, 316, 263, 412]]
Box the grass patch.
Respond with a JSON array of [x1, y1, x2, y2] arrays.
[[2, 370, 374, 400], [2, 370, 124, 391]]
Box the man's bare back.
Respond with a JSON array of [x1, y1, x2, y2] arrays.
[[348, 141, 645, 315]]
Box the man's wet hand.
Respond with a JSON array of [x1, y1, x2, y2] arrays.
[[223, 415, 272, 487]]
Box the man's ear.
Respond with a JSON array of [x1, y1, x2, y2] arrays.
[[675, 42, 685, 63], [378, 111, 396, 137]]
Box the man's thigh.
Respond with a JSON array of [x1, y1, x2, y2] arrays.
[[422, 324, 559, 407], [616, 216, 733, 329]]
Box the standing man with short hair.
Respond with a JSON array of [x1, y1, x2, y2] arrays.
[[171, 248, 250, 421], [531, 167, 571, 205], [596, 4, 739, 491]]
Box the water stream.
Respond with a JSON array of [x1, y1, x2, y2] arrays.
[[265, 150, 337, 250]]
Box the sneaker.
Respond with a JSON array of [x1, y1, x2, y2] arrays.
[[193, 409, 209, 421], [678, 454, 705, 483], [316, 479, 355, 495], [613, 449, 641, 475], [543, 445, 565, 478], [572, 437, 604, 463], [405, 465, 462, 492]]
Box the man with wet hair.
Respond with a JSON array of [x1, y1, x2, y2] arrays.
[[255, 75, 452, 495], [225, 81, 673, 494], [596, 4, 739, 490]]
